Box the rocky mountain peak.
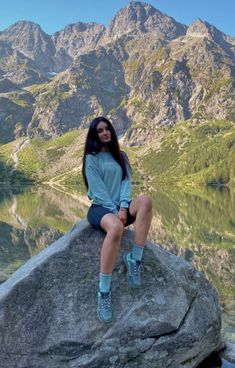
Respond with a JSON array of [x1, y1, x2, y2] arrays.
[[186, 19, 213, 38], [186, 19, 235, 58], [53, 21, 105, 37], [123, 1, 162, 17], [52, 22, 106, 71], [0, 20, 47, 41], [2, 20, 45, 34], [0, 20, 55, 71], [104, 1, 187, 43]]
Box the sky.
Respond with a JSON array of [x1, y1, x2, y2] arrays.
[[0, 0, 234, 37]]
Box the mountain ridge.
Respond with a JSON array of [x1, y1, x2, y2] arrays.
[[0, 1, 234, 144]]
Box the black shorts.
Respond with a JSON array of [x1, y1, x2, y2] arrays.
[[87, 202, 136, 231]]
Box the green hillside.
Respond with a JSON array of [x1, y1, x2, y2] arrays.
[[140, 120, 235, 188], [0, 120, 235, 192]]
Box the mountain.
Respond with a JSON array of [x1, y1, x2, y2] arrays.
[[52, 22, 106, 71], [0, 21, 55, 71], [0, 1, 234, 145], [0, 39, 46, 87], [102, 1, 187, 43]]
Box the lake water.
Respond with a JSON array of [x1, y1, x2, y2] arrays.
[[0, 184, 235, 367]]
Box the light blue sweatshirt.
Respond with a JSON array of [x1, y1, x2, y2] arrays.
[[85, 152, 131, 213]]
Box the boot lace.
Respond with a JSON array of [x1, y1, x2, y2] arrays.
[[100, 292, 111, 310], [131, 260, 141, 276]]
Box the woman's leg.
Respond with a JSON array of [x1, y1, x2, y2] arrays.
[[100, 213, 124, 273], [97, 213, 123, 323], [129, 194, 152, 246], [123, 195, 152, 288]]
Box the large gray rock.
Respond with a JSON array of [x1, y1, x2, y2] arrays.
[[0, 220, 221, 368]]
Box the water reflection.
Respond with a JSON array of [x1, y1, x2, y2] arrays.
[[149, 186, 235, 346], [0, 185, 88, 283], [0, 185, 235, 356]]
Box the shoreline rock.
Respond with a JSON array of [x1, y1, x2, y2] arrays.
[[0, 220, 221, 367]]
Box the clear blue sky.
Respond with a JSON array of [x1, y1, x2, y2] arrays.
[[0, 0, 234, 37]]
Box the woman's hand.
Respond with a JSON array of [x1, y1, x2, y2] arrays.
[[118, 208, 127, 225]]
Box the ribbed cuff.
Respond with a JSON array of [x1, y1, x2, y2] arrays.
[[131, 244, 144, 261], [120, 200, 129, 208]]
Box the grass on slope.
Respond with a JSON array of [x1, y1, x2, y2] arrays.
[[17, 130, 86, 182], [140, 120, 235, 187]]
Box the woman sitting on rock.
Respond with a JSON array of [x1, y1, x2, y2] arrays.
[[82, 116, 152, 323]]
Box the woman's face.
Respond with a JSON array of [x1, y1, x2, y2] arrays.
[[96, 121, 112, 144]]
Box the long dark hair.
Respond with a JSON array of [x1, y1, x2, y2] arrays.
[[82, 117, 129, 189]]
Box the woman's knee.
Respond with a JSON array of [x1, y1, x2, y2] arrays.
[[139, 195, 152, 212], [101, 214, 123, 238], [108, 220, 124, 239]]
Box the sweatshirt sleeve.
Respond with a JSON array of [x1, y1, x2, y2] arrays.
[[85, 154, 118, 213], [120, 155, 131, 208]]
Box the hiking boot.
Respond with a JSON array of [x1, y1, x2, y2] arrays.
[[97, 289, 113, 323], [123, 252, 141, 288]]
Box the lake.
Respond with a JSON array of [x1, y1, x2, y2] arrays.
[[0, 184, 235, 367]]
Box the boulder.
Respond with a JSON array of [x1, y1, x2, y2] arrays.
[[0, 220, 221, 368]]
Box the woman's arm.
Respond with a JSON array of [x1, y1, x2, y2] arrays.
[[120, 176, 131, 208], [85, 155, 118, 213], [119, 154, 131, 208]]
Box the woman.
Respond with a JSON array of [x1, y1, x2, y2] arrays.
[[82, 117, 152, 323]]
